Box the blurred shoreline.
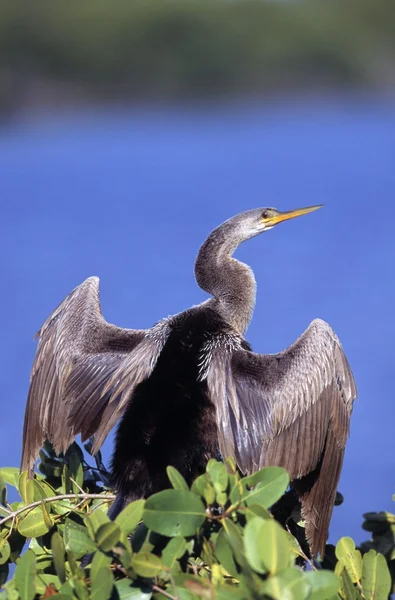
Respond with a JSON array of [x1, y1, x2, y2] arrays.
[[0, 0, 394, 119]]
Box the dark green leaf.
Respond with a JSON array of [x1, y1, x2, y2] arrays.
[[166, 466, 189, 491], [15, 550, 36, 600], [130, 552, 163, 578], [68, 450, 84, 494], [115, 499, 145, 536], [64, 519, 96, 558], [95, 522, 121, 552], [362, 549, 391, 600], [143, 490, 206, 537], [51, 531, 66, 583]]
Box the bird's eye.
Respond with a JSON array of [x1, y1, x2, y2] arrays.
[[262, 210, 269, 220]]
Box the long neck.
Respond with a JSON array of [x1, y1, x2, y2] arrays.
[[194, 221, 256, 335]]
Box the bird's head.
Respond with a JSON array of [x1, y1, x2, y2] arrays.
[[234, 204, 323, 239]]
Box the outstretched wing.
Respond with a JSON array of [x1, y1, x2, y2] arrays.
[[206, 319, 357, 556], [22, 277, 169, 474]]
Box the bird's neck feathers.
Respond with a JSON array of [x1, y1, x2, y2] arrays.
[[194, 221, 257, 335]]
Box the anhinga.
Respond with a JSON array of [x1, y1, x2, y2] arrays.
[[21, 205, 357, 556]]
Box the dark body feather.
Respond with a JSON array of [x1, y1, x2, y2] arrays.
[[111, 306, 238, 514]]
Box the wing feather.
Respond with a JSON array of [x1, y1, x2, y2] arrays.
[[206, 318, 357, 555], [21, 277, 169, 474]]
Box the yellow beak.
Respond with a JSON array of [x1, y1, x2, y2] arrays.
[[264, 205, 323, 226]]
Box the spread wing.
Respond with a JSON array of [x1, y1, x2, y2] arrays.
[[22, 277, 169, 474], [206, 318, 357, 556]]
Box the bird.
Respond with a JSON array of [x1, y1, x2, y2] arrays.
[[21, 205, 357, 557]]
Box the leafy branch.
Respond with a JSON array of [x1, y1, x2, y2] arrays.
[[0, 443, 393, 600], [0, 493, 115, 528]]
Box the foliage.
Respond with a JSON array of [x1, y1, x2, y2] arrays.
[[0, 442, 393, 600], [0, 0, 394, 114]]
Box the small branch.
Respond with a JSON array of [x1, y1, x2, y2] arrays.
[[0, 493, 115, 528], [152, 585, 179, 600], [69, 478, 85, 494]]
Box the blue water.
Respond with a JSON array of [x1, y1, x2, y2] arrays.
[[1, 93, 395, 549]]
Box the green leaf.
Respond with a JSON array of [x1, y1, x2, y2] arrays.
[[166, 466, 189, 491], [207, 460, 228, 493], [203, 481, 216, 505], [15, 550, 36, 600], [243, 504, 272, 521], [114, 579, 152, 600], [35, 574, 61, 595], [335, 537, 362, 583], [0, 539, 10, 565], [91, 566, 114, 600], [41, 501, 54, 531], [68, 451, 84, 494], [362, 549, 391, 600], [115, 499, 145, 536], [215, 529, 239, 578], [339, 568, 362, 600], [305, 571, 340, 600], [17, 473, 33, 504], [32, 480, 53, 501], [95, 522, 121, 552], [0, 472, 7, 506], [84, 510, 110, 539], [18, 506, 52, 538], [64, 519, 96, 558], [130, 552, 163, 578], [90, 551, 112, 582], [0, 469, 19, 488], [262, 567, 310, 600], [222, 518, 250, 573], [51, 531, 66, 583], [191, 473, 208, 498], [244, 516, 292, 575], [231, 467, 289, 508], [143, 490, 206, 537], [161, 536, 187, 570]]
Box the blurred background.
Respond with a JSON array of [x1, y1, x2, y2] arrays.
[[1, 0, 395, 550]]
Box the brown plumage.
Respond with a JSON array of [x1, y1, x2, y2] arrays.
[[21, 205, 357, 556]]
